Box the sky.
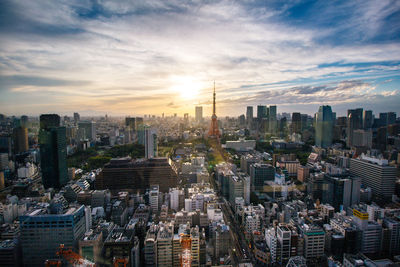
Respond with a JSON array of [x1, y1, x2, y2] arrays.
[[0, 0, 399, 117]]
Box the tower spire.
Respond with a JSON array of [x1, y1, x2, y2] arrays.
[[213, 81, 216, 115], [208, 81, 220, 138]]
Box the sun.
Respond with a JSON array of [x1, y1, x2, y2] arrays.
[[170, 76, 202, 100]]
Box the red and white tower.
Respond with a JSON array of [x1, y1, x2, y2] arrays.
[[208, 81, 220, 138]]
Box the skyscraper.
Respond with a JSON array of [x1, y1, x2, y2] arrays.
[[145, 127, 158, 159], [195, 106, 203, 123], [40, 114, 61, 129], [78, 121, 96, 141], [315, 105, 333, 148], [20, 115, 29, 128], [291, 113, 301, 133], [12, 126, 28, 154], [73, 112, 80, 123], [257, 105, 267, 120], [347, 108, 363, 147], [268, 105, 277, 134], [246, 106, 253, 124], [363, 110, 373, 129], [39, 114, 68, 189], [125, 117, 136, 128]]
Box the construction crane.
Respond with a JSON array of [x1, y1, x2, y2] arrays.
[[180, 233, 192, 267], [45, 244, 96, 267], [44, 260, 62, 267], [113, 257, 129, 267]]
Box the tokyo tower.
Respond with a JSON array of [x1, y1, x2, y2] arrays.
[[208, 81, 220, 138]]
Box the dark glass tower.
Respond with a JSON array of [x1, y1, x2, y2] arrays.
[[315, 105, 333, 148], [39, 114, 68, 189], [40, 114, 61, 129], [347, 108, 363, 147]]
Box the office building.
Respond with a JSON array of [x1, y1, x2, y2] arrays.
[[0, 153, 8, 171], [20, 115, 28, 128], [125, 117, 136, 128], [363, 110, 373, 129], [246, 106, 253, 124], [347, 108, 363, 147], [228, 175, 244, 206], [350, 154, 396, 200], [0, 239, 22, 267], [96, 157, 178, 193], [78, 121, 96, 141], [277, 225, 292, 264], [172, 233, 181, 267], [145, 127, 158, 159], [240, 154, 260, 175], [39, 114, 68, 189], [297, 166, 309, 183], [195, 106, 203, 123], [322, 174, 361, 211], [103, 227, 135, 265], [157, 224, 173, 267], [213, 223, 230, 260], [19, 205, 86, 266], [169, 188, 184, 212], [12, 126, 29, 154], [79, 230, 103, 263], [269, 105, 277, 133], [291, 113, 302, 133], [40, 114, 60, 129], [0, 135, 12, 156], [144, 225, 158, 267], [352, 206, 382, 254], [383, 218, 400, 255], [250, 163, 275, 191], [73, 112, 80, 123], [315, 105, 333, 148], [352, 129, 372, 148], [149, 185, 159, 214], [300, 225, 325, 259], [257, 105, 267, 120]]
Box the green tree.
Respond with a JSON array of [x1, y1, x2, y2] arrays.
[[87, 156, 112, 169]]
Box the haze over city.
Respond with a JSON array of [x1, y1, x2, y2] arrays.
[[1, 0, 399, 116]]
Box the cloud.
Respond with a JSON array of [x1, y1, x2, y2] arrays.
[[0, 0, 399, 116], [0, 75, 91, 90]]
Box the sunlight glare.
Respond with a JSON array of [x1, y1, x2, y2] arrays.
[[171, 77, 202, 100]]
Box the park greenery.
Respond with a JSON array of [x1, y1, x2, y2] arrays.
[[67, 143, 144, 171]]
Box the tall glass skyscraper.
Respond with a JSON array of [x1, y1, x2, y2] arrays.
[[315, 105, 333, 148], [257, 105, 267, 120], [39, 114, 68, 189]]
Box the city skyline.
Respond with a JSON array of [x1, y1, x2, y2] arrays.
[[1, 1, 400, 116]]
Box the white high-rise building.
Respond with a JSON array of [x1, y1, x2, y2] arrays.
[[195, 106, 203, 123], [149, 186, 159, 213], [185, 198, 193, 212], [266, 228, 277, 263], [350, 154, 396, 200], [84, 206, 92, 232], [145, 127, 158, 159], [169, 188, 183, 211]]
